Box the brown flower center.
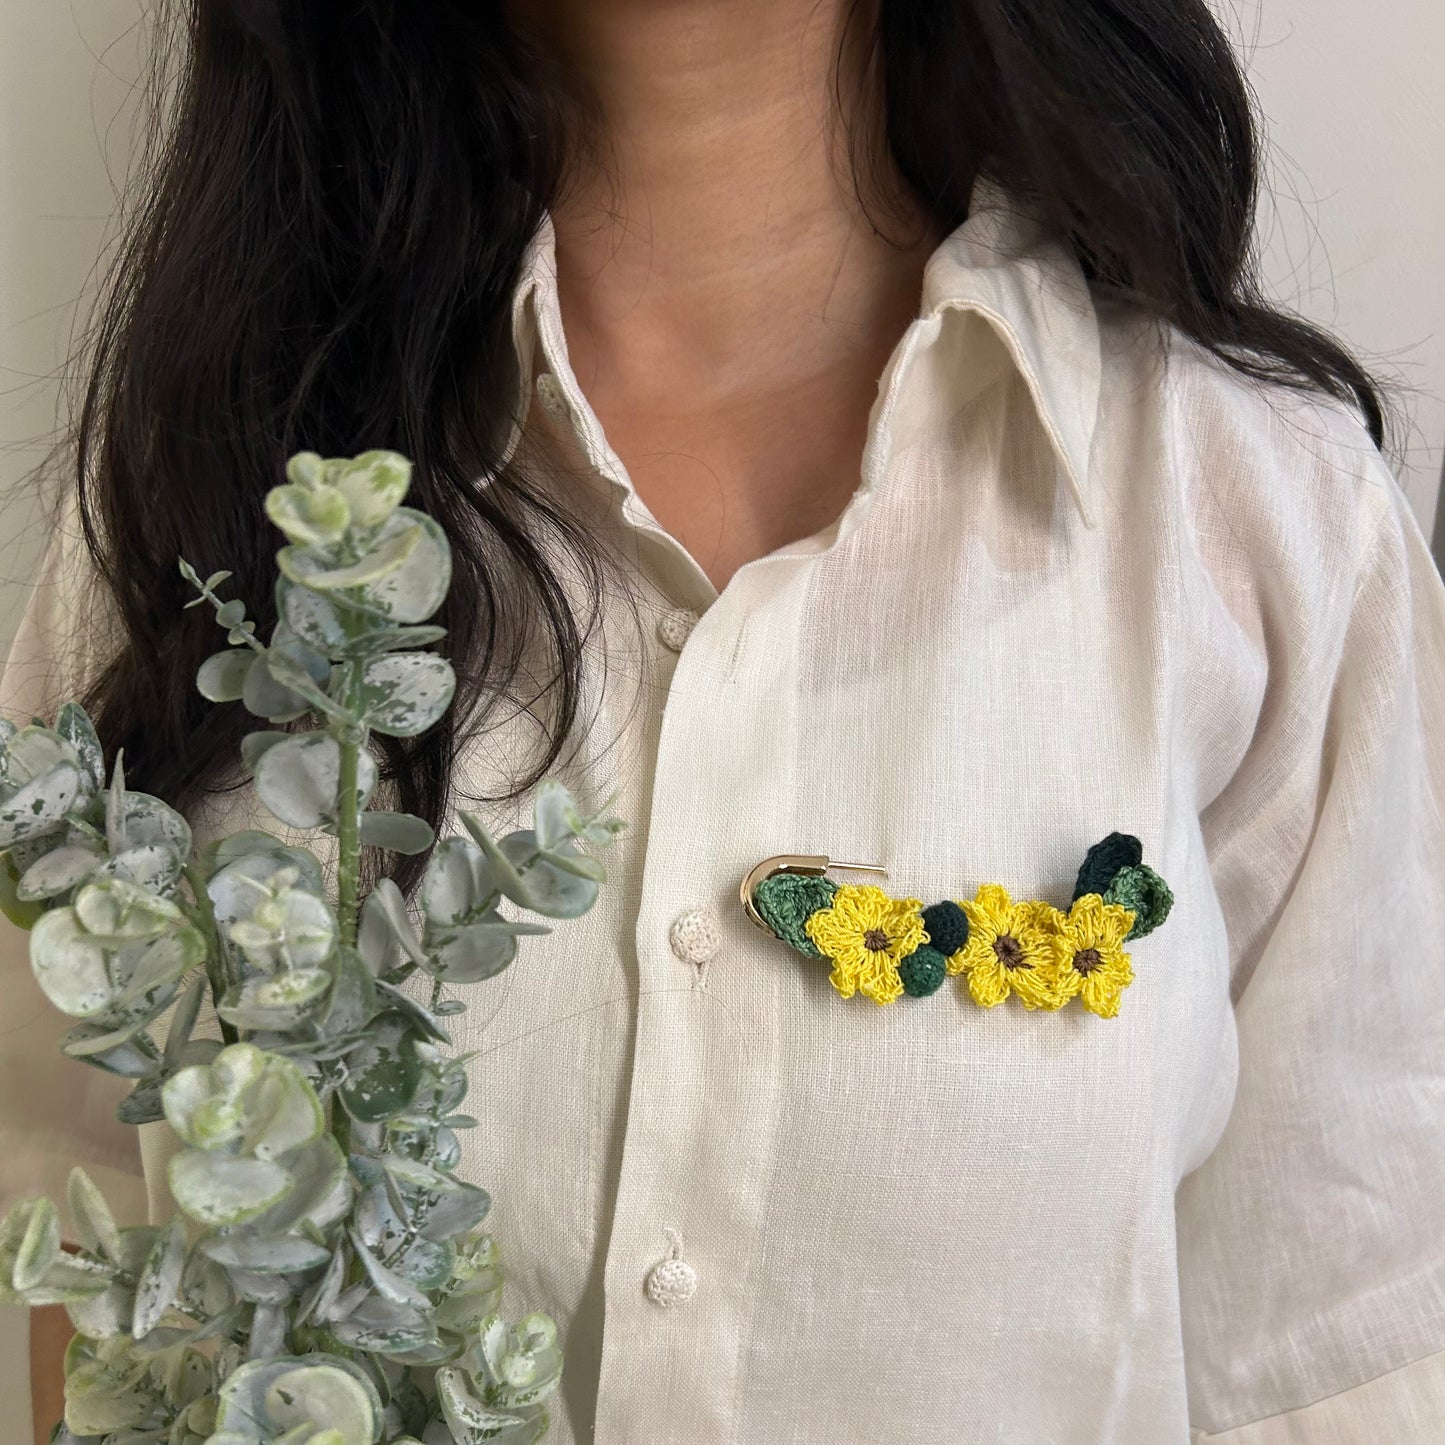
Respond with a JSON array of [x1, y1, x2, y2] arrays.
[[863, 928, 891, 953], [1073, 947, 1103, 976], [993, 934, 1028, 970]]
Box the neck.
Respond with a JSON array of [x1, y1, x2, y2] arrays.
[[510, 0, 945, 405]]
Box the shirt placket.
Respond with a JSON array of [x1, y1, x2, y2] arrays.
[[519, 263, 929, 1440]]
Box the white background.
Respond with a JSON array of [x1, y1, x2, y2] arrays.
[[2, 0, 1442, 1421]]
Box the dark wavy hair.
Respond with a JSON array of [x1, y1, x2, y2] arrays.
[[63, 0, 1390, 890]]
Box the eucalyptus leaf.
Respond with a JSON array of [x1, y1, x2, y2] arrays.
[[168, 1152, 294, 1228], [0, 852, 44, 929], [265, 480, 351, 549], [360, 623, 448, 654], [241, 730, 293, 773], [163, 1044, 323, 1161], [163, 976, 208, 1070], [372, 978, 452, 1046], [356, 652, 456, 738], [358, 809, 436, 854], [213, 1354, 382, 1445], [499, 830, 600, 919], [217, 968, 332, 1031], [328, 1296, 437, 1356], [324, 946, 378, 1036], [197, 649, 256, 703], [250, 1301, 290, 1360], [31, 907, 117, 1018], [262, 647, 349, 722], [241, 1136, 350, 1237], [61, 1022, 163, 1074], [199, 1232, 332, 1274], [331, 449, 413, 529], [68, 1168, 124, 1265], [363, 878, 428, 968], [49, 706, 103, 797], [92, 841, 184, 895], [457, 813, 534, 913], [110, 925, 206, 1012], [116, 1077, 167, 1125], [363, 509, 453, 623], [349, 1229, 430, 1311], [12, 1195, 61, 1292], [4, 725, 81, 779], [421, 918, 523, 985], [254, 733, 377, 830], [278, 521, 421, 593], [279, 509, 451, 625], [422, 838, 493, 928], [73, 877, 184, 944], [112, 791, 192, 861], [131, 1218, 187, 1338], [0, 759, 82, 848], [240, 651, 310, 724], [532, 780, 583, 852], [277, 575, 353, 656], [536, 841, 607, 883], [17, 842, 104, 900], [208, 851, 326, 929], [413, 1178, 491, 1244], [340, 1015, 421, 1123], [295, 1246, 346, 1328], [202, 832, 326, 894], [392, 1235, 455, 1292], [225, 882, 336, 972], [64, 1279, 135, 1340]]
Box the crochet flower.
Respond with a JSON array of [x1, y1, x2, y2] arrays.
[[804, 884, 928, 1006], [950, 884, 1065, 1010], [1041, 893, 1137, 1018]]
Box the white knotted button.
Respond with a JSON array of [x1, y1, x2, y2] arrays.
[[669, 905, 722, 969], [656, 607, 698, 652], [645, 1228, 698, 1308], [534, 370, 570, 420]]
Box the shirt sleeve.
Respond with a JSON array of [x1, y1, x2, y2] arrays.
[[0, 494, 149, 1232], [1176, 432, 1445, 1439]]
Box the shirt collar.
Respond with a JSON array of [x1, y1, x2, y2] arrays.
[[500, 171, 1100, 530]]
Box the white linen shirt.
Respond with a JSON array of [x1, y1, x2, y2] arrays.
[[3, 176, 1445, 1445]]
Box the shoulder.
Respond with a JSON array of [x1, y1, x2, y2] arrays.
[[1089, 300, 1401, 598]]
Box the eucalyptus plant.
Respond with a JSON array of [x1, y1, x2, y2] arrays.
[[0, 450, 621, 1445]]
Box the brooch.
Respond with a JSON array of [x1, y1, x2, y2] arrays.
[[740, 833, 1172, 1017]]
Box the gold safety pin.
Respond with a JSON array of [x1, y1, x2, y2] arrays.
[[740, 854, 889, 938]]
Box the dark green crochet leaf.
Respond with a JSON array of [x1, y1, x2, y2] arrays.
[[1104, 863, 1174, 940], [1073, 831, 1144, 902], [753, 873, 839, 958]]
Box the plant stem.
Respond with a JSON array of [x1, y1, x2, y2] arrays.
[[184, 862, 238, 1046], [336, 733, 362, 949], [332, 1103, 352, 1159]]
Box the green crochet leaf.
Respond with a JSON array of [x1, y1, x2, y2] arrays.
[[1104, 863, 1174, 940], [753, 873, 839, 958]]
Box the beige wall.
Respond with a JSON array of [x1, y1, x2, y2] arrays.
[[1223, 0, 1445, 526], [0, 0, 1442, 1417]]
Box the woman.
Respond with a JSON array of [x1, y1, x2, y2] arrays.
[[5, 0, 1443, 1441]]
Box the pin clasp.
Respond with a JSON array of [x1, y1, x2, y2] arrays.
[[740, 854, 888, 937]]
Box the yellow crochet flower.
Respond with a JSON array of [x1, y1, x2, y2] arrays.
[[950, 883, 1067, 1010], [804, 884, 928, 1006], [1041, 893, 1137, 1018]]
